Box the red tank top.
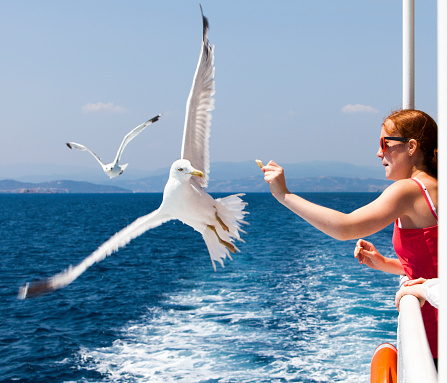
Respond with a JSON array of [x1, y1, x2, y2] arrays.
[[392, 178, 438, 358]]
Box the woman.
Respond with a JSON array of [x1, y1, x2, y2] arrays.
[[262, 109, 438, 359]]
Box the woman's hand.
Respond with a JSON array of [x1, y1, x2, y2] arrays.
[[262, 160, 289, 200], [354, 239, 385, 270], [395, 283, 427, 311]]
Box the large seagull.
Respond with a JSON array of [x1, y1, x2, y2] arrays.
[[19, 6, 248, 299], [66, 114, 161, 178]]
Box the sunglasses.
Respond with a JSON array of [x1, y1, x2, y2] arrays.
[[380, 136, 409, 152]]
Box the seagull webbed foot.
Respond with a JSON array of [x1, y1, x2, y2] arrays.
[[207, 225, 236, 253], [215, 211, 229, 232]]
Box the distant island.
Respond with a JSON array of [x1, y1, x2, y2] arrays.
[[0, 180, 130, 194]]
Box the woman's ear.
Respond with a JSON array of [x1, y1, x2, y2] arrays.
[[408, 138, 418, 156]]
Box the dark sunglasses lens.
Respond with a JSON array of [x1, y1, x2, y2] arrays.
[[380, 137, 385, 151]]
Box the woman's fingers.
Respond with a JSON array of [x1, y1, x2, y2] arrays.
[[403, 277, 427, 287]]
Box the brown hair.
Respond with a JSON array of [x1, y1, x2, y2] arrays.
[[385, 109, 438, 177]]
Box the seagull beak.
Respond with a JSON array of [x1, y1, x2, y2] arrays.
[[189, 169, 204, 178]]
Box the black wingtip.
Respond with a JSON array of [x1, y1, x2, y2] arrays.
[[66, 143, 72, 149], [18, 279, 56, 299], [199, 4, 209, 40], [150, 114, 162, 123]]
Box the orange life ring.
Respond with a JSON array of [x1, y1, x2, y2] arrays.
[[370, 343, 397, 383]]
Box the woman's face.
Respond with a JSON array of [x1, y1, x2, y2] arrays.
[[377, 120, 411, 180]]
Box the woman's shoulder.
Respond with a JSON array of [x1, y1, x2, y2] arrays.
[[385, 175, 437, 194], [382, 178, 420, 196], [379, 178, 430, 207]]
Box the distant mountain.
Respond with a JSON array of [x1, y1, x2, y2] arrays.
[[0, 179, 130, 194], [0, 161, 392, 193], [113, 175, 391, 193], [1, 160, 387, 183], [112, 161, 391, 193]]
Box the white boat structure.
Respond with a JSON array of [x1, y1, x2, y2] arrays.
[[370, 1, 446, 381]]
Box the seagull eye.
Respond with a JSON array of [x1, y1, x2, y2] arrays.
[[178, 168, 184, 172]]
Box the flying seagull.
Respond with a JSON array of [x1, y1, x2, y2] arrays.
[[66, 114, 161, 178], [18, 6, 248, 299]]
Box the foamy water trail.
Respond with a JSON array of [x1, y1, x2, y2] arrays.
[[78, 249, 398, 383]]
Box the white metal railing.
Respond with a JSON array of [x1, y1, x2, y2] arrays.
[[397, 294, 438, 382], [437, 0, 446, 380]]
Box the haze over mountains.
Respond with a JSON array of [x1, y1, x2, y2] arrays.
[[0, 161, 392, 193]]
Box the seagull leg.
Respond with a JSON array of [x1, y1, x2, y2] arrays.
[[207, 225, 236, 253], [214, 211, 229, 232]]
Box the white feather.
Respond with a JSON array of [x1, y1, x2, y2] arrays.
[[180, 8, 215, 188]]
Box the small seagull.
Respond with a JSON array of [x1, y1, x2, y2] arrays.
[[66, 114, 161, 178], [18, 6, 248, 299]]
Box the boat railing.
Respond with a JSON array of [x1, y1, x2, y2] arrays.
[[397, 294, 438, 382]]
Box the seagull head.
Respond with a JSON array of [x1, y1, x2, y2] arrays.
[[103, 164, 120, 178], [170, 159, 204, 181]]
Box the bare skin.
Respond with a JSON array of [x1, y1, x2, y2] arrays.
[[261, 119, 437, 275], [395, 278, 428, 311]]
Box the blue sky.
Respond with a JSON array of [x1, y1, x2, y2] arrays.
[[0, 1, 438, 180]]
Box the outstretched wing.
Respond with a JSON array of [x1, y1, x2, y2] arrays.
[[66, 142, 105, 168], [114, 114, 162, 164], [180, 5, 215, 188], [18, 209, 172, 299]]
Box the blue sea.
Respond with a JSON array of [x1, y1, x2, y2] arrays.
[[1, 193, 399, 382]]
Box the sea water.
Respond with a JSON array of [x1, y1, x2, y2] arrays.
[[0, 193, 398, 382]]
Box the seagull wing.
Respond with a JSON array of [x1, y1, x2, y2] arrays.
[[66, 142, 105, 168], [180, 6, 215, 188], [18, 209, 172, 299], [113, 114, 162, 164]]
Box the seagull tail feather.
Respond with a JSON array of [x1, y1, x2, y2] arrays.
[[214, 193, 249, 240], [201, 193, 248, 270]]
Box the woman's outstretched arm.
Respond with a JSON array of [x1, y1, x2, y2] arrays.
[[262, 160, 411, 241]]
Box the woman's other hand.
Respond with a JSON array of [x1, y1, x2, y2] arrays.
[[354, 239, 385, 270]]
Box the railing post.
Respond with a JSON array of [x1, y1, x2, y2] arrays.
[[403, 0, 415, 109]]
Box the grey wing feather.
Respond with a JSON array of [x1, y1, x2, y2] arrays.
[[18, 209, 172, 299], [114, 114, 162, 163], [180, 7, 215, 188], [66, 142, 105, 167]]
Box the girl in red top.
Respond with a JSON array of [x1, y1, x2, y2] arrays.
[[261, 109, 438, 360]]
